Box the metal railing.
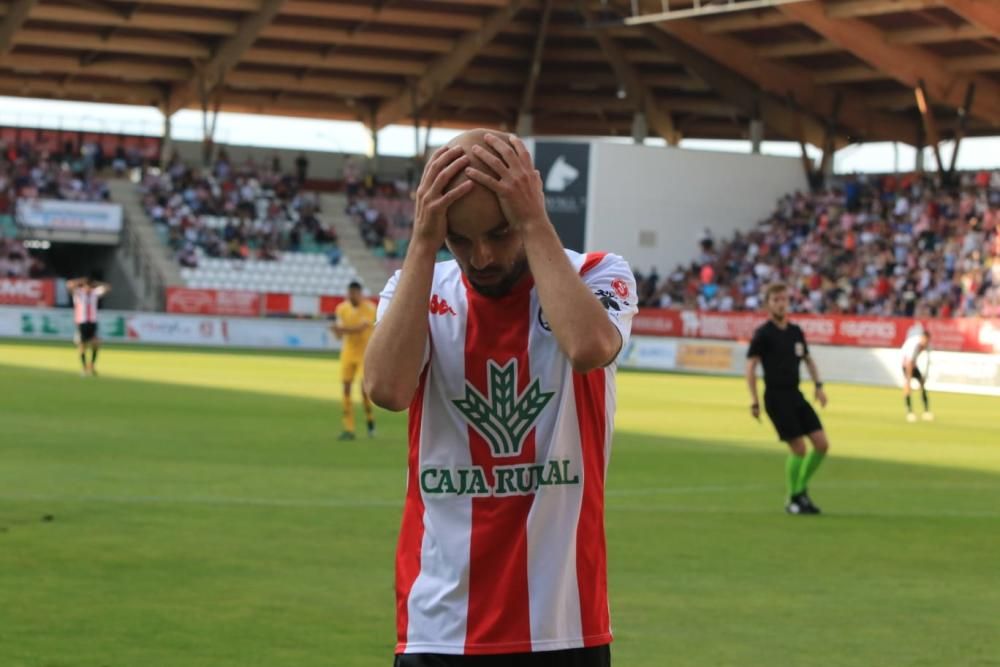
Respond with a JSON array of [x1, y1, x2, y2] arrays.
[[621, 0, 812, 25]]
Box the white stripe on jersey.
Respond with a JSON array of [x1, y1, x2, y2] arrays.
[[526, 285, 585, 649], [404, 279, 473, 650]]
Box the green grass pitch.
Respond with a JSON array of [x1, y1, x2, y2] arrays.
[[1, 340, 998, 667]]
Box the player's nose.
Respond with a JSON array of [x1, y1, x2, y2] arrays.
[[469, 240, 493, 269]]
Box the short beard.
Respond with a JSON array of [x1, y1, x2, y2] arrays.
[[469, 257, 529, 298]]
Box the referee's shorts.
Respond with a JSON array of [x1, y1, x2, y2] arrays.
[[764, 388, 823, 442], [394, 645, 611, 667]]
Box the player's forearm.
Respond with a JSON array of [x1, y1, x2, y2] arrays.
[[745, 360, 760, 403], [805, 358, 822, 385], [363, 244, 436, 411], [521, 220, 620, 372]]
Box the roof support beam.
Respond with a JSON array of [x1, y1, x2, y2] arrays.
[[582, 5, 679, 145], [915, 80, 944, 172], [375, 0, 525, 129], [777, 1, 1000, 126], [948, 83, 976, 173], [167, 0, 286, 114], [0, 0, 37, 55], [0, 72, 161, 103], [699, 0, 945, 32], [638, 15, 918, 143], [636, 23, 832, 147], [940, 0, 1000, 36], [517, 0, 554, 131], [757, 24, 991, 58]]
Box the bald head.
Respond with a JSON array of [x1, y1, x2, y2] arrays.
[[443, 129, 514, 189], [442, 129, 515, 232]]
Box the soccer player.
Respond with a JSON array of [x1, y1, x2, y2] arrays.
[[67, 275, 110, 376], [901, 328, 932, 422], [364, 130, 636, 666], [746, 283, 830, 515], [331, 280, 377, 440]]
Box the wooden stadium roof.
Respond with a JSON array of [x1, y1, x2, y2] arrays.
[[0, 0, 997, 148]]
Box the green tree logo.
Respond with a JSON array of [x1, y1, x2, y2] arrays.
[[453, 359, 554, 458]]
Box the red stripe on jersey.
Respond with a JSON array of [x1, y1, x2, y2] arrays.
[[463, 278, 535, 654], [573, 368, 611, 644], [395, 364, 431, 653], [579, 252, 608, 277]]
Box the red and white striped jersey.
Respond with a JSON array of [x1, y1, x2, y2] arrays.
[[377, 250, 637, 656], [72, 286, 107, 324]]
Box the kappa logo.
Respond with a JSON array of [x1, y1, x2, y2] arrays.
[[544, 155, 579, 192], [452, 359, 554, 458], [429, 294, 457, 316]]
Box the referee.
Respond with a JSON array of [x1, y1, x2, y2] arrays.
[[746, 283, 830, 515]]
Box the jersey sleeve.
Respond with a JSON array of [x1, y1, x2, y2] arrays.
[[580, 253, 638, 353], [375, 271, 400, 323], [797, 327, 811, 357], [747, 327, 766, 359], [375, 269, 430, 366]]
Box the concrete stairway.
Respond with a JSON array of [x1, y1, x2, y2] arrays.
[[107, 179, 182, 311], [320, 192, 391, 295]]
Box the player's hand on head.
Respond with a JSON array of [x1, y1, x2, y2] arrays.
[[413, 145, 474, 249], [464, 134, 547, 231]]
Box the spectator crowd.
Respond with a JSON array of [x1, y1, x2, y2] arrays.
[[1, 137, 111, 215], [141, 150, 340, 269], [636, 170, 1000, 318]]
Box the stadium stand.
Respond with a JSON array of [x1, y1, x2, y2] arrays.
[[343, 186, 461, 273], [640, 171, 1000, 318], [141, 153, 363, 296], [0, 238, 48, 278], [1, 137, 110, 204], [0, 137, 114, 278]]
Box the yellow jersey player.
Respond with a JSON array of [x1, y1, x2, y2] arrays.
[[332, 280, 377, 440]]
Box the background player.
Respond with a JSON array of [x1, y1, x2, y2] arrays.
[[746, 283, 830, 515], [66, 275, 110, 376], [901, 328, 932, 422], [331, 280, 376, 440]]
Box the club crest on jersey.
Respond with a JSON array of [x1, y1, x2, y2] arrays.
[[452, 359, 554, 458], [612, 278, 629, 299]]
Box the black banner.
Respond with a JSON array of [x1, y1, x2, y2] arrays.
[[534, 141, 590, 252]]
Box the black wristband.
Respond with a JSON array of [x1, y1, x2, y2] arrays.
[[815, 382, 824, 389]]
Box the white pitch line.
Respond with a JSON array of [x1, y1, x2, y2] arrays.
[[605, 505, 1000, 519], [1, 478, 999, 521], [0, 493, 400, 510]]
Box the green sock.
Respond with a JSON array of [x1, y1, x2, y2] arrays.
[[798, 450, 827, 493], [786, 454, 805, 498]]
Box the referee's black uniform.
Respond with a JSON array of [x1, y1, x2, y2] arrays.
[[747, 321, 823, 442]]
